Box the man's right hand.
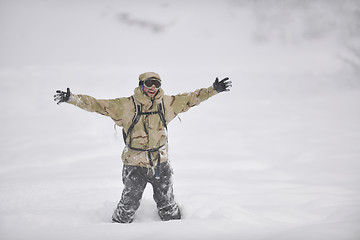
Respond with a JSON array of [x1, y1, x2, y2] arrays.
[[54, 88, 71, 105]]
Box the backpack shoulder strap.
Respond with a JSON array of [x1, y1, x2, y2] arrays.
[[123, 96, 142, 145], [158, 99, 167, 130]]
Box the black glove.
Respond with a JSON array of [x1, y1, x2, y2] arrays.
[[54, 88, 71, 105], [213, 77, 232, 93]]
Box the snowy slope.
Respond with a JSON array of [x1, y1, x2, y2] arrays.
[[1, 0, 360, 239]]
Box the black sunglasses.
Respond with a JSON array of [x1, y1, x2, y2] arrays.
[[144, 79, 161, 89]]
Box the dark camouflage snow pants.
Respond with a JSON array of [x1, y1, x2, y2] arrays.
[[112, 161, 181, 223]]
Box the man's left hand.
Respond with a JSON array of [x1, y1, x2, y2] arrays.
[[213, 77, 232, 93]]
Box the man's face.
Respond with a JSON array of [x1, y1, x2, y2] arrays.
[[143, 85, 158, 98], [143, 78, 161, 98]]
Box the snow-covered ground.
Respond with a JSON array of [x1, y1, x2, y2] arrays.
[[1, 0, 360, 239]]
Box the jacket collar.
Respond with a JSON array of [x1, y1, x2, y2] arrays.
[[133, 86, 164, 107]]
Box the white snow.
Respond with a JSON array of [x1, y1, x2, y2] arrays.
[[1, 0, 360, 239]]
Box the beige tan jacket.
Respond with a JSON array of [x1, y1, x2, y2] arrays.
[[68, 86, 218, 167]]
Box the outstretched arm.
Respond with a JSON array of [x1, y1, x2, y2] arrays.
[[164, 77, 231, 121], [54, 88, 126, 119]]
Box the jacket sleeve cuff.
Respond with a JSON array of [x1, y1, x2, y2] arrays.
[[208, 85, 219, 97]]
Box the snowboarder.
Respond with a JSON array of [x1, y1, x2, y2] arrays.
[[54, 72, 231, 223]]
